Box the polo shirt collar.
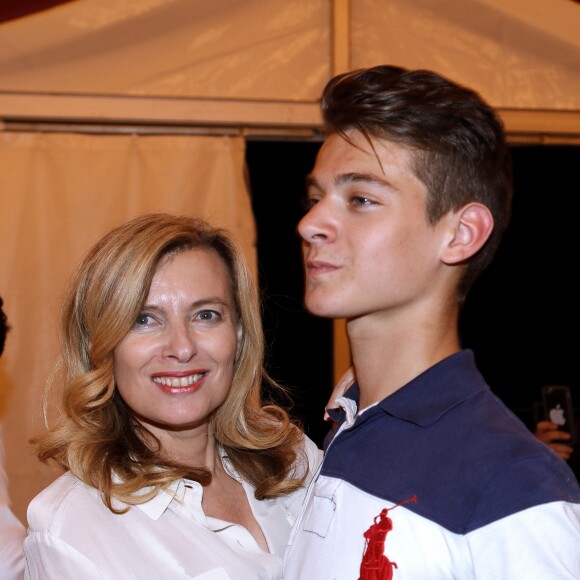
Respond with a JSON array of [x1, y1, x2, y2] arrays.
[[340, 349, 489, 428]]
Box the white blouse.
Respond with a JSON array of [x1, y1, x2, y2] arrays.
[[0, 424, 25, 580], [24, 436, 321, 580]]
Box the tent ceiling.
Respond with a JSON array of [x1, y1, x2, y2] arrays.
[[0, 0, 76, 25], [1, 0, 579, 142]]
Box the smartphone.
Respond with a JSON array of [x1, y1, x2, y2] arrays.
[[542, 385, 577, 446]]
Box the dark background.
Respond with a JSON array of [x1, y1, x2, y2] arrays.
[[246, 142, 580, 449]]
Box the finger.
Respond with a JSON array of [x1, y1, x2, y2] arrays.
[[535, 420, 559, 433], [549, 444, 574, 461], [535, 429, 571, 444]]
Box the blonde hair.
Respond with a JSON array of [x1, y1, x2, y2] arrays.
[[35, 213, 306, 512]]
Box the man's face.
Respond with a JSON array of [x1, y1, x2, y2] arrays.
[[298, 130, 452, 324]]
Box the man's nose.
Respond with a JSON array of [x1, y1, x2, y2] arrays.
[[297, 200, 333, 243]]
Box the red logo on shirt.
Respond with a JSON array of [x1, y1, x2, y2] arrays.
[[359, 496, 417, 580]]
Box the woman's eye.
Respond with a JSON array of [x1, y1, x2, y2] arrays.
[[197, 310, 220, 322], [134, 313, 154, 327]]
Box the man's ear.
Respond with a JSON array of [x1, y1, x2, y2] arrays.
[[441, 202, 494, 265]]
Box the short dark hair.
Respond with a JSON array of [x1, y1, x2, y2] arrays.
[[0, 296, 9, 356], [321, 64, 513, 300]]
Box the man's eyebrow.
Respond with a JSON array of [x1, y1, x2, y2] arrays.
[[305, 172, 391, 190], [336, 172, 389, 187], [305, 174, 318, 189]]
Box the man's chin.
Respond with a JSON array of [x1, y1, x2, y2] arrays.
[[304, 296, 344, 319]]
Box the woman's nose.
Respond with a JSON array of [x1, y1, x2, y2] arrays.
[[164, 324, 196, 362]]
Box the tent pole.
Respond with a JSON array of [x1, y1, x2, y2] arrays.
[[332, 0, 351, 76]]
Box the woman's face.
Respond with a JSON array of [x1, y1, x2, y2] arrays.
[[113, 248, 239, 440]]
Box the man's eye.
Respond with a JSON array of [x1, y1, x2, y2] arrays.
[[351, 196, 373, 207], [301, 197, 318, 213]]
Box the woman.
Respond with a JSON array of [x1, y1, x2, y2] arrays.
[[24, 213, 321, 579]]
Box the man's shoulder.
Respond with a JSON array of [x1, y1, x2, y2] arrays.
[[322, 387, 580, 533]]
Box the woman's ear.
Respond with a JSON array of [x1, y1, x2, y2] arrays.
[[441, 202, 494, 265], [235, 325, 243, 357]]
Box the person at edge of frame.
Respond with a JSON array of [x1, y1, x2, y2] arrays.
[[0, 296, 26, 580]]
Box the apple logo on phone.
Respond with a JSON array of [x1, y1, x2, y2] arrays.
[[549, 404, 566, 427]]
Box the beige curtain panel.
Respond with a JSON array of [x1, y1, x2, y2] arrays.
[[0, 131, 255, 523]]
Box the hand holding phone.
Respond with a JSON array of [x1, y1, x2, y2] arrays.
[[541, 385, 577, 446]]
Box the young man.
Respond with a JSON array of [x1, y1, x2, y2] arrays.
[[0, 297, 25, 579], [283, 65, 580, 579]]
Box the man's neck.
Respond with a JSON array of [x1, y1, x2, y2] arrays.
[[347, 308, 461, 409]]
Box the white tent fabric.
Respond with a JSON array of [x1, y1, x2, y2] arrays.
[[0, 133, 253, 523], [0, 0, 330, 100], [352, 0, 580, 109], [0, 0, 578, 109]]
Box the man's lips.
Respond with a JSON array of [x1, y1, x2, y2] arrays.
[[305, 259, 339, 276]]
